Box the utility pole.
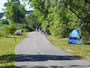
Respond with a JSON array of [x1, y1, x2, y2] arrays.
[[13, 1, 18, 44], [14, 1, 18, 24]]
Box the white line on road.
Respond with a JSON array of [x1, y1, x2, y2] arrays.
[[33, 38, 41, 55]]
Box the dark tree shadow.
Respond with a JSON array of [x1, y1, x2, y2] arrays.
[[0, 54, 15, 64], [0, 54, 88, 68], [0, 54, 82, 64], [15, 54, 82, 62], [87, 43, 90, 45], [0, 65, 90, 68], [16, 65, 90, 68], [16, 66, 61, 68]]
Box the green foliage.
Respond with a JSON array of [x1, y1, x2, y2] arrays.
[[25, 13, 40, 31], [0, 25, 11, 37], [29, 0, 90, 42], [4, 0, 26, 24], [0, 23, 23, 37], [63, 0, 90, 41], [0, 19, 6, 24]]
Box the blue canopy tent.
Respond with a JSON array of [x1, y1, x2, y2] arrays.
[[68, 29, 81, 44]]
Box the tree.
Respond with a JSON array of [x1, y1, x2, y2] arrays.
[[0, 19, 9, 24], [25, 13, 40, 31], [28, 0, 90, 42], [4, 0, 26, 24], [62, 0, 90, 42]]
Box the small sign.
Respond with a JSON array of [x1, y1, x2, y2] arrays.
[[10, 27, 16, 34]]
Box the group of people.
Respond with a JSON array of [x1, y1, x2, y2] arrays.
[[36, 27, 49, 35]]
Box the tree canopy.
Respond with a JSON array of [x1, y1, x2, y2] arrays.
[[28, 0, 90, 42], [4, 0, 26, 24]]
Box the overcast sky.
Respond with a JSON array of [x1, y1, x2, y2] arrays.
[[0, 0, 33, 13]]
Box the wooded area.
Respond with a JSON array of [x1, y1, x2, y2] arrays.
[[0, 0, 90, 43], [28, 0, 90, 43]]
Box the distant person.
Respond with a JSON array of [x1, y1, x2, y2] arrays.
[[41, 30, 44, 33], [40, 27, 41, 31], [44, 28, 48, 35]]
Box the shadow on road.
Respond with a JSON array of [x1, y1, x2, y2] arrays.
[[0, 54, 90, 68], [15, 54, 82, 62], [16, 66, 61, 68], [0, 65, 90, 68], [16, 65, 90, 68], [0, 54, 82, 64]]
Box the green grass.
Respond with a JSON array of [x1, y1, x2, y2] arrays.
[[47, 35, 90, 61], [0, 32, 28, 68]]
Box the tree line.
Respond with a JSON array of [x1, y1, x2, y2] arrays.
[[0, 0, 90, 43], [27, 0, 90, 43]]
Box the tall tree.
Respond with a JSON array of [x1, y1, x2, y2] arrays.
[[62, 0, 90, 42], [4, 0, 26, 24], [28, 0, 90, 42], [26, 13, 40, 31]]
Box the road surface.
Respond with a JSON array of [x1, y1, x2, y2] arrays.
[[15, 32, 90, 68]]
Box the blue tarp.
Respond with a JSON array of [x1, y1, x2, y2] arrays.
[[68, 29, 81, 44]]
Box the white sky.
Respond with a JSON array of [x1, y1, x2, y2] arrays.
[[0, 0, 33, 13], [0, 0, 7, 12]]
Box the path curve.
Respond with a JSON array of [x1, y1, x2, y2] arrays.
[[15, 32, 90, 68]]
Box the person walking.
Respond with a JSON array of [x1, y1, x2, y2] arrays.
[[44, 28, 48, 35]]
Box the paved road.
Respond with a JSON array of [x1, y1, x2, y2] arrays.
[[15, 32, 90, 68]]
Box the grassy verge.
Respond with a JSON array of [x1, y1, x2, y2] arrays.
[[47, 35, 90, 61], [0, 32, 28, 68]]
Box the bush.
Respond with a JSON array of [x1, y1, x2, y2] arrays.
[[0, 25, 11, 37]]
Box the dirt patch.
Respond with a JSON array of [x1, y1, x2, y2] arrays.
[[65, 49, 73, 53]]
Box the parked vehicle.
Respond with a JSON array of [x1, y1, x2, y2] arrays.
[[68, 29, 81, 45]]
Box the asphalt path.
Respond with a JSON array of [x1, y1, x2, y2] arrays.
[[15, 32, 90, 68]]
